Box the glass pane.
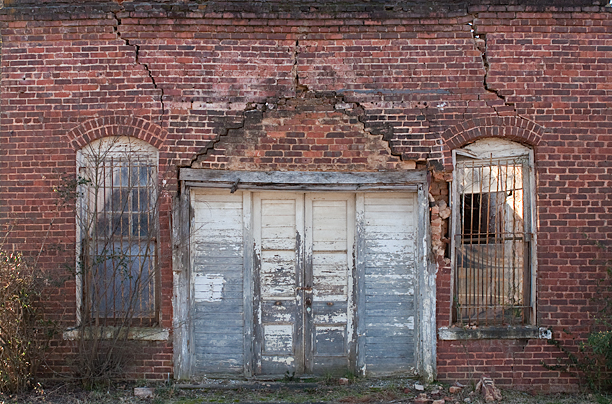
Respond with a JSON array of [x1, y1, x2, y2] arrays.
[[132, 213, 150, 237], [110, 189, 127, 213], [112, 165, 129, 188], [96, 214, 108, 238], [139, 188, 150, 212], [141, 166, 152, 186]]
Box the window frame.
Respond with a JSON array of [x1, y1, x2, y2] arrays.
[[76, 136, 160, 327], [449, 138, 537, 329]]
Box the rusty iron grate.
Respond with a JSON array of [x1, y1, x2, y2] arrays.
[[453, 156, 531, 326], [82, 156, 158, 324]]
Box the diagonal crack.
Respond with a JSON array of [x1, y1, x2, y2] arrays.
[[292, 38, 309, 94], [112, 10, 166, 122], [469, 17, 516, 116], [332, 94, 407, 162], [189, 117, 247, 167]]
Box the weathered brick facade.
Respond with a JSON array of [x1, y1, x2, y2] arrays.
[[1, 0, 611, 392]]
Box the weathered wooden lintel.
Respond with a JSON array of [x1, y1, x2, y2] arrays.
[[180, 169, 426, 190]]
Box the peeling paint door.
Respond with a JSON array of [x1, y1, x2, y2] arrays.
[[190, 190, 247, 374], [357, 192, 417, 375], [305, 194, 355, 374], [253, 193, 305, 375], [253, 192, 355, 375], [189, 189, 418, 378]]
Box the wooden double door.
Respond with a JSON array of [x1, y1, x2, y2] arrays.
[[253, 192, 355, 375], [190, 188, 418, 377]]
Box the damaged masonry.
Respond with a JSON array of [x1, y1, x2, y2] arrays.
[[1, 0, 612, 393]]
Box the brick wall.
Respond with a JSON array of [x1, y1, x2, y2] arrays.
[[191, 95, 414, 171], [1, 0, 611, 389]]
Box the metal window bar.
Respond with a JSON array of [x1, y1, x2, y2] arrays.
[[453, 156, 531, 326], [84, 155, 157, 325]]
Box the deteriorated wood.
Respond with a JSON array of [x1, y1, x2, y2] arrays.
[[181, 169, 425, 190], [172, 187, 191, 379], [416, 185, 436, 382], [243, 191, 254, 377], [190, 190, 246, 374], [361, 192, 417, 376], [306, 194, 355, 375], [253, 193, 303, 376], [355, 194, 367, 376]]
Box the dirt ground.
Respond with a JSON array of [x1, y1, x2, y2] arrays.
[[0, 377, 610, 404]]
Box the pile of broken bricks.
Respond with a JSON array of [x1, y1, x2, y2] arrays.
[[409, 375, 502, 404]]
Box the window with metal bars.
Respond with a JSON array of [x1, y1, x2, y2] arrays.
[[452, 139, 535, 327], [78, 137, 158, 326]]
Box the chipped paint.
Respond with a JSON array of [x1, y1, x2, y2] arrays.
[[315, 311, 348, 324], [265, 356, 295, 365], [264, 325, 294, 353], [194, 273, 225, 302]]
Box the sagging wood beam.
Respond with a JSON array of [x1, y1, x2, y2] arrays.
[[180, 169, 426, 191]]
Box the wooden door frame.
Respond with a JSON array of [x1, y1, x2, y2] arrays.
[[173, 169, 436, 382]]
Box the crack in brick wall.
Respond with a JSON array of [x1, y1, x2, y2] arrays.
[[293, 39, 309, 94], [111, 9, 166, 123], [469, 16, 518, 118]]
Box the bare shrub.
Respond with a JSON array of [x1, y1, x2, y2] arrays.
[[0, 251, 54, 393], [71, 136, 160, 388]]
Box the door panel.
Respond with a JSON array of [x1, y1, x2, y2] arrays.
[[190, 190, 245, 374], [361, 192, 417, 375], [254, 192, 355, 375], [253, 194, 304, 375], [305, 194, 355, 374]]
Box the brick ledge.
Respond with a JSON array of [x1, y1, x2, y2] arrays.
[[63, 327, 169, 341], [438, 326, 552, 340]]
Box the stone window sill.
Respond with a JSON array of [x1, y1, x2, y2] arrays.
[[63, 326, 169, 341], [438, 326, 551, 340]]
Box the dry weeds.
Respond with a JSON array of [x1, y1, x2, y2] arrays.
[[0, 378, 610, 404]]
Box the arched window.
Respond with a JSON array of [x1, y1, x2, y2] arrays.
[[451, 138, 536, 326], [77, 137, 158, 325]]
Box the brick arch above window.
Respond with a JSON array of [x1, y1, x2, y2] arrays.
[[440, 117, 544, 171], [66, 116, 166, 151]]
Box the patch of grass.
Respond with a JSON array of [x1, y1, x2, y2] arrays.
[[9, 378, 612, 404], [596, 394, 612, 404]]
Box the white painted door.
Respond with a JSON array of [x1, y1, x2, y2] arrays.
[[189, 189, 418, 377], [305, 194, 355, 374], [190, 190, 246, 374], [253, 192, 355, 375], [358, 192, 418, 375]]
